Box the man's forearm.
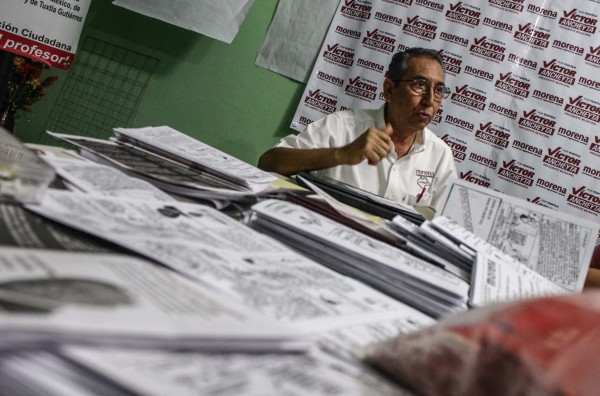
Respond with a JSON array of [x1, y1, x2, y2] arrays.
[[257, 147, 345, 176]]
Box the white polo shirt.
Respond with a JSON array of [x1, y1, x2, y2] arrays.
[[278, 105, 457, 209]]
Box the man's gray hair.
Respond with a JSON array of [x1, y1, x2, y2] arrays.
[[387, 47, 445, 81]]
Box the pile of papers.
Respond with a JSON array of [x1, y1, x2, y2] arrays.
[[47, 127, 294, 206], [0, 247, 310, 352], [249, 199, 470, 318]]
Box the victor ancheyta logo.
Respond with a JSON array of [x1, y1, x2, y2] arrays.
[[403, 15, 438, 40], [304, 89, 338, 114], [498, 159, 535, 187], [475, 122, 510, 148], [518, 109, 557, 137], [542, 147, 581, 176], [441, 134, 467, 161], [445, 2, 481, 27], [559, 9, 598, 35], [322, 43, 355, 68]]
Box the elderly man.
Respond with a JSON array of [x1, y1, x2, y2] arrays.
[[258, 47, 457, 209]]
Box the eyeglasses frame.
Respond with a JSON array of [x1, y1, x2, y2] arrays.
[[392, 77, 451, 101]]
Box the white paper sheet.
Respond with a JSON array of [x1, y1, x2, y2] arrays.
[[255, 0, 340, 82], [112, 0, 254, 43]]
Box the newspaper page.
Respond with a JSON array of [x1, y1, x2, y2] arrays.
[[0, 202, 116, 252], [0, 247, 309, 352], [42, 155, 176, 202], [112, 126, 277, 192], [251, 199, 469, 298], [61, 347, 412, 396], [25, 190, 421, 331], [250, 199, 471, 318], [437, 178, 599, 291]]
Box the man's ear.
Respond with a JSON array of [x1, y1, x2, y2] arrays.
[[383, 78, 394, 102]]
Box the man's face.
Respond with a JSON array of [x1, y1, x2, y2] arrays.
[[383, 56, 445, 135]]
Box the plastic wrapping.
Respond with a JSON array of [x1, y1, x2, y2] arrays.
[[364, 292, 600, 396]]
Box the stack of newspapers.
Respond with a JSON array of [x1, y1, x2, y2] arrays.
[[0, 247, 310, 352], [248, 199, 471, 318], [47, 126, 291, 204]]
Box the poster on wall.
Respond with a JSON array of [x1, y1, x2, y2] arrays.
[[291, 0, 600, 224], [0, 0, 91, 69]]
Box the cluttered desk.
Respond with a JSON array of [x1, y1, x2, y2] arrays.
[[1, 126, 600, 396]]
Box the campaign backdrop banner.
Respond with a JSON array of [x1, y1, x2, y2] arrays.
[[0, 0, 91, 69], [292, 0, 600, 224]]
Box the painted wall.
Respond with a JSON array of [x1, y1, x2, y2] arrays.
[[14, 0, 303, 166]]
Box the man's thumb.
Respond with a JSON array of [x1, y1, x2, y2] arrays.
[[384, 122, 394, 136]]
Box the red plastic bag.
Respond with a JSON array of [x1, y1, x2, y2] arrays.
[[364, 291, 600, 396]]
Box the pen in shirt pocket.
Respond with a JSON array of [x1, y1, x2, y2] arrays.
[[416, 187, 427, 204]]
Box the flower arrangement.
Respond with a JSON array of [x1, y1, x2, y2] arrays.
[[1, 55, 58, 115]]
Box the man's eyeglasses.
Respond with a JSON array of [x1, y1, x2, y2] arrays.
[[393, 78, 451, 101]]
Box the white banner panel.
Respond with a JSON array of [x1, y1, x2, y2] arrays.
[[0, 0, 91, 69], [292, 0, 600, 224]]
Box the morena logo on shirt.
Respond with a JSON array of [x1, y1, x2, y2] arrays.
[[518, 109, 556, 137], [474, 122, 510, 149], [469, 36, 506, 62], [494, 71, 530, 99], [567, 186, 600, 215], [402, 15, 438, 40], [564, 96, 600, 124], [559, 9, 598, 35], [445, 2, 481, 28], [543, 147, 582, 176]]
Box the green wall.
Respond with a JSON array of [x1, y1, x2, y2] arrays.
[[15, 0, 304, 166]]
